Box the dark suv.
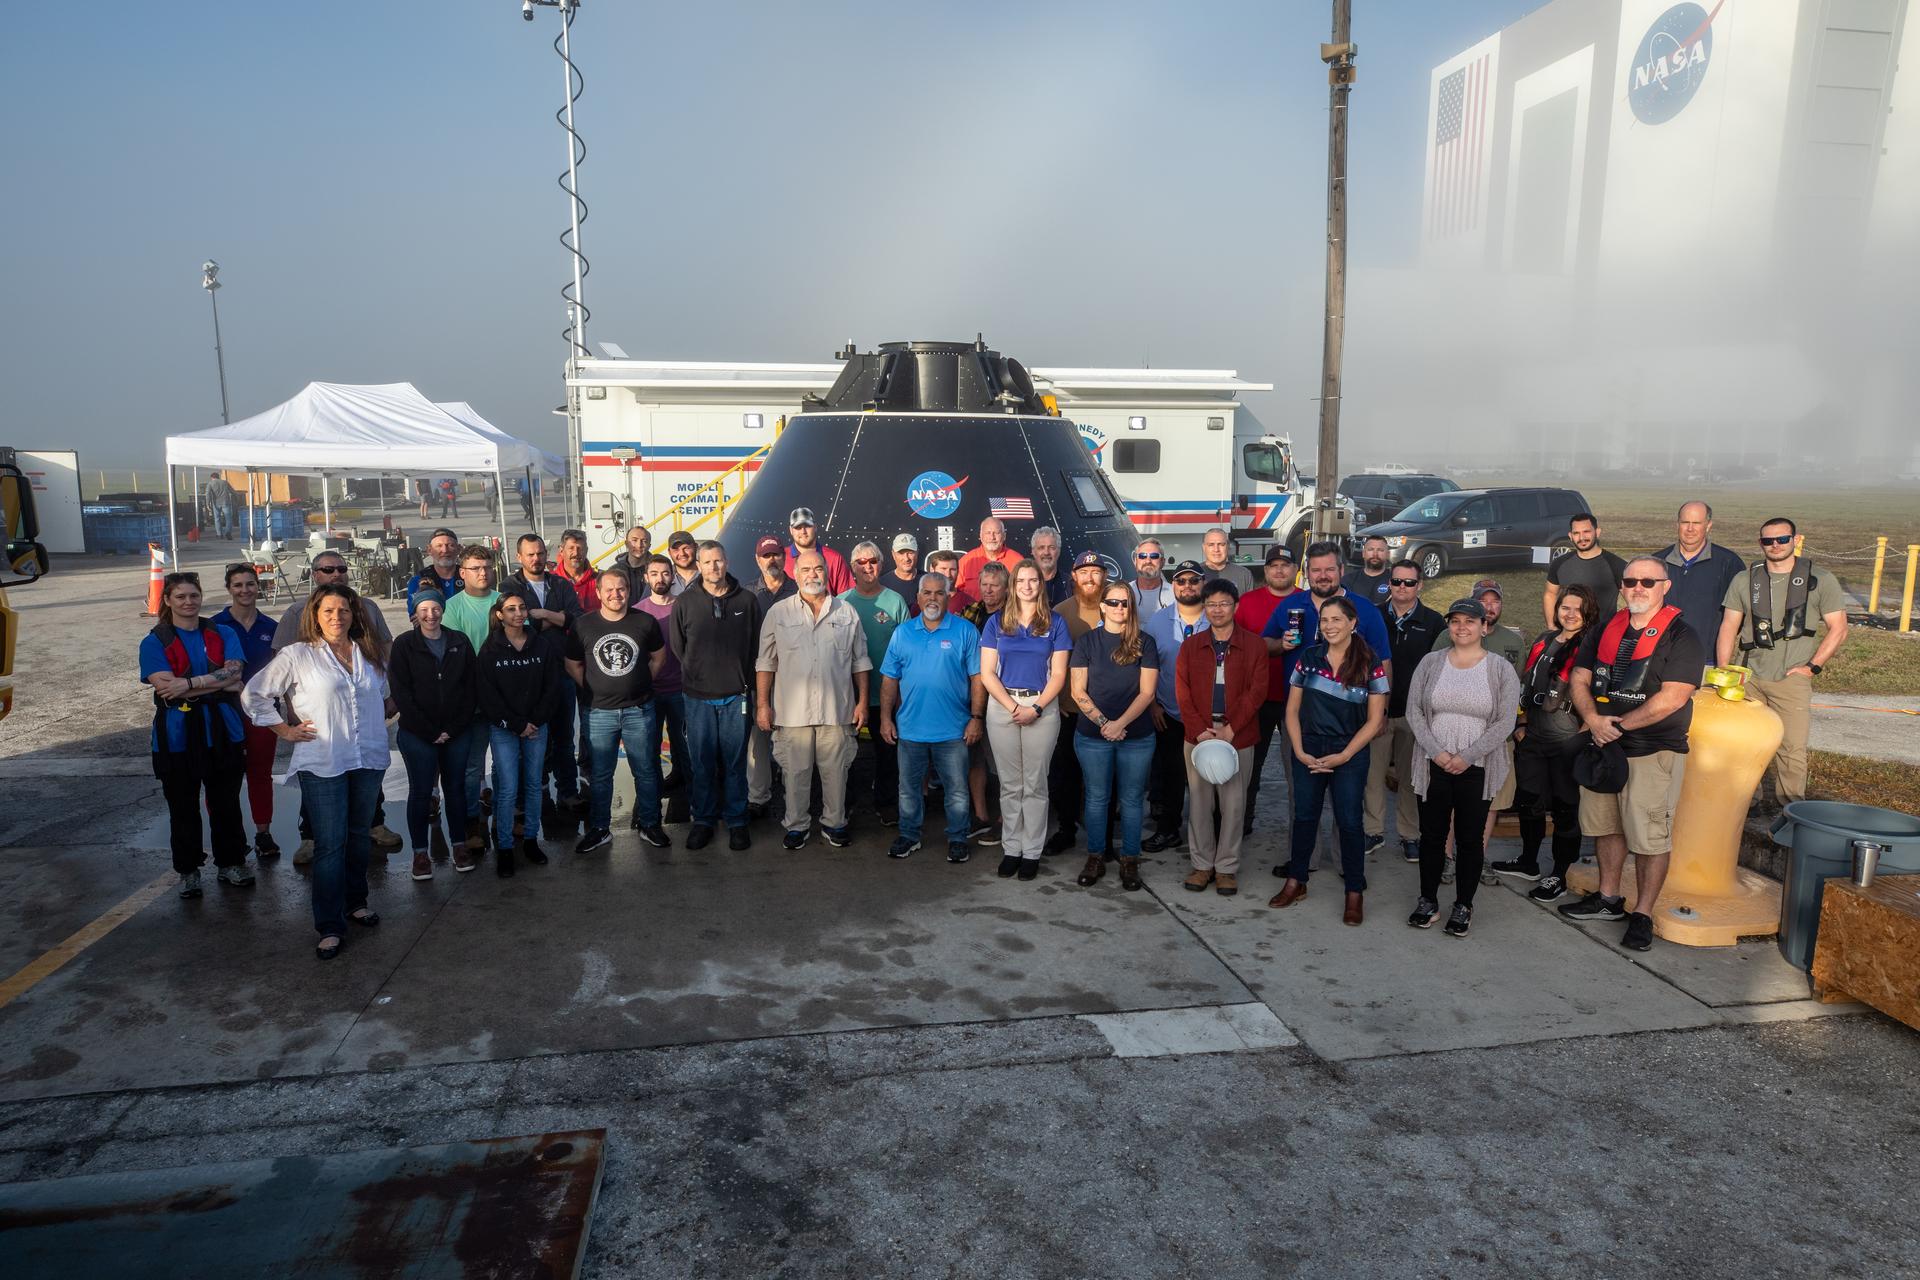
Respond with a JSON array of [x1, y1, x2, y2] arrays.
[[1357, 486, 1592, 579], [1339, 472, 1459, 527]]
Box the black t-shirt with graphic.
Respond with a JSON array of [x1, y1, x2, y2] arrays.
[[566, 610, 665, 709]]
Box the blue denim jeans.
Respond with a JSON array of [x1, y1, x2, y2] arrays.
[[1074, 733, 1154, 858], [681, 692, 750, 829], [1288, 747, 1371, 891], [463, 719, 491, 820], [490, 724, 550, 845], [897, 738, 971, 844], [297, 767, 382, 937], [587, 702, 661, 832], [396, 727, 471, 850]]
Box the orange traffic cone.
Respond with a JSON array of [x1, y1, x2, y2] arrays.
[[143, 543, 166, 616]]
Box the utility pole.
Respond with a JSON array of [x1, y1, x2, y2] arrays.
[[1315, 2, 1356, 541], [202, 260, 231, 425]]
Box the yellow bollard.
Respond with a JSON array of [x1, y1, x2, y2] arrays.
[[1868, 536, 1888, 614], [1902, 544, 1919, 633]]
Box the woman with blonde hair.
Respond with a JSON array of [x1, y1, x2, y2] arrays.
[[1067, 577, 1161, 890], [979, 559, 1072, 880], [242, 583, 392, 960]]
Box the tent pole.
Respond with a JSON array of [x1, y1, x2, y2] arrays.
[[166, 464, 179, 570], [191, 466, 199, 538], [246, 471, 255, 545], [322, 476, 332, 536], [495, 466, 508, 553]]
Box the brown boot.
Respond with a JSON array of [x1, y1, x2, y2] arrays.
[[1343, 891, 1364, 926], [1268, 878, 1308, 909], [1215, 873, 1238, 897], [1183, 867, 1214, 893], [452, 840, 477, 874], [1118, 857, 1143, 892], [1076, 855, 1106, 887]]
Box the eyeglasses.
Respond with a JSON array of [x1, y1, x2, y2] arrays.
[[1390, 577, 1420, 587], [1134, 552, 1162, 561], [1620, 577, 1667, 588], [1203, 598, 1235, 609], [852, 557, 879, 566], [1101, 597, 1131, 608], [1759, 534, 1795, 547]]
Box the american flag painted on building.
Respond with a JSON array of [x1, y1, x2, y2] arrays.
[[1426, 40, 1497, 242], [989, 496, 1034, 521]]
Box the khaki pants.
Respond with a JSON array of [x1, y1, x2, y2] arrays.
[[772, 724, 858, 832], [984, 699, 1061, 858], [747, 723, 775, 806], [1744, 673, 1812, 804], [1578, 750, 1686, 856], [1363, 717, 1421, 840], [1184, 740, 1253, 875]]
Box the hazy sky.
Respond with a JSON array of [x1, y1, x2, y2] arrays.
[[0, 1, 1542, 466]]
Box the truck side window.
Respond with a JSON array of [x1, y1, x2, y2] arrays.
[[1111, 440, 1160, 474], [1243, 444, 1285, 484]]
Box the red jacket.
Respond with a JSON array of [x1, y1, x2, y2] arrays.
[[1174, 627, 1268, 749], [557, 561, 598, 611]]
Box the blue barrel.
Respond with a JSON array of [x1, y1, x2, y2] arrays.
[[1771, 801, 1920, 970]]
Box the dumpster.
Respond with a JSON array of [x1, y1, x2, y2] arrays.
[[1771, 801, 1920, 970]]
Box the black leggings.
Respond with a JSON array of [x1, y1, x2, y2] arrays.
[[1418, 765, 1489, 904], [1516, 788, 1581, 877], [161, 766, 248, 874]]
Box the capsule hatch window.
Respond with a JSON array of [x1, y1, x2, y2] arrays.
[[1064, 472, 1111, 517]]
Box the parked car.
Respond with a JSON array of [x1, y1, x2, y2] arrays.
[[1357, 486, 1592, 579], [1338, 472, 1459, 528]]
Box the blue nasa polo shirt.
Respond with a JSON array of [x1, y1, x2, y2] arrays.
[[880, 611, 981, 743]]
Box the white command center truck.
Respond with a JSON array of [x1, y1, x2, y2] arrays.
[[568, 355, 1341, 565]]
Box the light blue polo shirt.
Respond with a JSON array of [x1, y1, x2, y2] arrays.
[[1142, 605, 1208, 718], [880, 611, 981, 743]]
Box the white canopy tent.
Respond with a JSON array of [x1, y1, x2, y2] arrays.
[[436, 401, 570, 536], [162, 381, 554, 568]]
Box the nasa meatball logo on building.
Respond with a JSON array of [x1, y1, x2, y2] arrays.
[[906, 470, 966, 519], [1627, 2, 1717, 125], [592, 632, 639, 678]]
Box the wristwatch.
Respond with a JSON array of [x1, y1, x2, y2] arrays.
[[1807, 663, 1823, 676]]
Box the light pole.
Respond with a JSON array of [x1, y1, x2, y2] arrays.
[[202, 260, 231, 425], [523, 0, 589, 523]]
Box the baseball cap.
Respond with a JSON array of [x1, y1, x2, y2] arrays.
[[1169, 559, 1206, 580], [788, 506, 817, 527], [754, 536, 781, 556], [893, 533, 918, 552], [1264, 543, 1297, 565], [666, 530, 696, 549], [428, 527, 459, 544], [1445, 598, 1487, 621], [1072, 550, 1106, 570], [1472, 578, 1504, 599]]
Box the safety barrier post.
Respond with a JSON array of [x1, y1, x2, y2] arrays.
[[1868, 536, 1888, 614], [1901, 544, 1919, 634]]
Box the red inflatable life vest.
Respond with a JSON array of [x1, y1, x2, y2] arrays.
[[1591, 605, 1681, 710]]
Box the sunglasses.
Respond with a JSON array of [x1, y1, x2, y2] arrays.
[[1101, 597, 1132, 608], [852, 557, 879, 566], [1390, 577, 1420, 587], [313, 564, 347, 574], [1759, 534, 1795, 546], [1134, 552, 1162, 561], [1172, 575, 1203, 585], [1620, 576, 1667, 589]]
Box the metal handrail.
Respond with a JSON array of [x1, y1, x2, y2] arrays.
[[589, 417, 784, 566]]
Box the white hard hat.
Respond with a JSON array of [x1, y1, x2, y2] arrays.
[[1192, 738, 1239, 786]]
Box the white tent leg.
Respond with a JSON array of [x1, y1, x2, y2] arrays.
[[166, 465, 179, 570], [322, 477, 332, 535], [536, 467, 546, 540], [494, 466, 508, 553], [191, 466, 199, 538]]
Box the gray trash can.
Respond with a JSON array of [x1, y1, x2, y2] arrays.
[[1771, 801, 1920, 971]]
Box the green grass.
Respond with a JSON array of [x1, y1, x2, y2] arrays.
[[1809, 750, 1920, 814]]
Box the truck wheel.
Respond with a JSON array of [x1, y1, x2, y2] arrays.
[[1416, 547, 1445, 579]]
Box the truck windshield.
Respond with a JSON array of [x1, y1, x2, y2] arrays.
[[1398, 493, 1466, 523]]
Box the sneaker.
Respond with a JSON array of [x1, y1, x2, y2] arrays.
[[823, 826, 851, 848], [1622, 912, 1655, 951], [1443, 903, 1472, 937], [1528, 876, 1568, 904], [411, 851, 433, 880], [575, 828, 612, 855], [1364, 834, 1385, 855], [371, 824, 404, 850], [1479, 865, 1501, 888], [1491, 859, 1542, 882], [1400, 840, 1420, 864], [293, 839, 315, 866], [728, 826, 752, 851], [686, 824, 715, 851], [178, 870, 203, 899], [452, 844, 476, 873], [1407, 897, 1438, 928], [970, 820, 1001, 846], [1440, 856, 1455, 885], [947, 841, 972, 864], [887, 837, 921, 860], [254, 831, 281, 858], [217, 864, 256, 887], [1559, 891, 1627, 922], [783, 828, 810, 851], [1142, 830, 1183, 854], [636, 825, 672, 849], [520, 837, 548, 866]]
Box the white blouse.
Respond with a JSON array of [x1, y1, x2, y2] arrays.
[[242, 641, 392, 781]]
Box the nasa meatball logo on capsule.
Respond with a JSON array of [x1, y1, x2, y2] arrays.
[[906, 470, 967, 519], [1627, 1, 1718, 126]]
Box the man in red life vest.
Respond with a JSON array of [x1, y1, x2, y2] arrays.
[[1560, 556, 1705, 952]]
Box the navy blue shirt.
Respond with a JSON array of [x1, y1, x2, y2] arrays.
[[1656, 542, 1745, 660], [209, 606, 279, 681], [1289, 642, 1389, 755], [1261, 588, 1392, 686]]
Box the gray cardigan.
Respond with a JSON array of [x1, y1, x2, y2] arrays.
[[1405, 649, 1522, 802]]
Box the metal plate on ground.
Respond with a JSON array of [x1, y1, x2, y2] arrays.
[[0, 1128, 605, 1279]]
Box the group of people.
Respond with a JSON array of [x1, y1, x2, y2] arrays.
[[143, 499, 1845, 961]]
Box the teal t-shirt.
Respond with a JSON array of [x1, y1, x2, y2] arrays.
[[839, 586, 911, 703]]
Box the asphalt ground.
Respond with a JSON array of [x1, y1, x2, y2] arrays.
[[2, 546, 1917, 1278]]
